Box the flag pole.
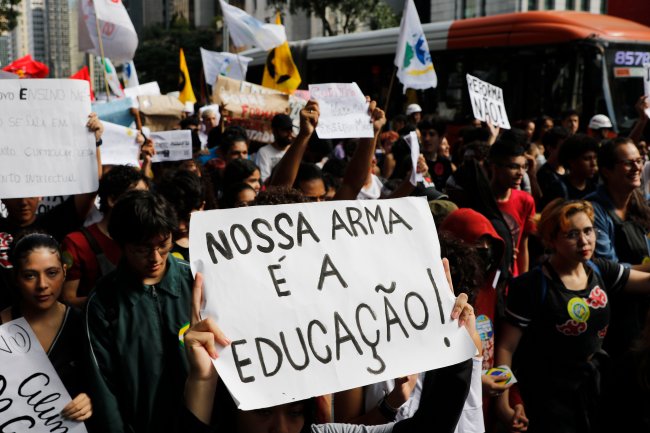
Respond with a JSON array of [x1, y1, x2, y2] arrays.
[[383, 66, 397, 113], [94, 15, 111, 101]]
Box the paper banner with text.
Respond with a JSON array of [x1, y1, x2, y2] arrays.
[[309, 83, 373, 139], [190, 197, 477, 410], [212, 76, 290, 143], [0, 79, 98, 199], [150, 130, 193, 163], [0, 318, 88, 432], [466, 74, 511, 129], [643, 63, 650, 117], [101, 121, 140, 166]]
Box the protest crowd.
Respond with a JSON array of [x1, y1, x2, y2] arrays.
[[2, 1, 650, 433]]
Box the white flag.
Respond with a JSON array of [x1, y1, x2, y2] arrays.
[[200, 48, 252, 86], [123, 61, 140, 88], [394, 0, 437, 93], [99, 58, 125, 98], [78, 0, 138, 62], [219, 0, 286, 50]]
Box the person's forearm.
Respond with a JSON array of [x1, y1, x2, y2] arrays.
[[270, 132, 311, 187], [335, 136, 377, 200], [629, 117, 648, 145], [387, 178, 415, 199], [184, 377, 218, 426]]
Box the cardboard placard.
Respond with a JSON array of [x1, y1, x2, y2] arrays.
[[190, 197, 476, 410]]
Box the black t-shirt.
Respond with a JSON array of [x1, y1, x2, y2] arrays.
[[562, 177, 596, 201], [536, 163, 565, 210], [426, 157, 453, 191], [506, 259, 629, 369]]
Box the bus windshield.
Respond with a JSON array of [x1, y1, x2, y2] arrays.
[[607, 43, 650, 130]]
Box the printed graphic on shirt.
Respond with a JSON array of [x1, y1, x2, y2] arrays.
[[585, 286, 607, 309], [556, 319, 588, 336], [598, 325, 608, 338]]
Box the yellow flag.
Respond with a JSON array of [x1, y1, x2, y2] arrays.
[[262, 13, 301, 93], [179, 48, 197, 104]]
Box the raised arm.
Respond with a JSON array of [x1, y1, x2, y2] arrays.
[[335, 100, 386, 200], [629, 95, 649, 145], [73, 113, 104, 221], [270, 101, 320, 187]]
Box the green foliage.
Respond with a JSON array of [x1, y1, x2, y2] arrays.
[[270, 0, 397, 36], [134, 19, 218, 98], [0, 0, 21, 33]]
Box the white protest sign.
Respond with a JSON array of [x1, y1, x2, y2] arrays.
[[405, 131, 424, 186], [466, 74, 511, 129], [101, 121, 140, 166], [123, 82, 161, 109], [150, 130, 193, 163], [309, 83, 374, 139], [0, 318, 88, 433], [190, 197, 476, 410], [0, 80, 98, 199], [643, 64, 650, 118]]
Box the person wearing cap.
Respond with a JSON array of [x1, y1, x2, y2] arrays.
[[255, 113, 294, 183], [406, 103, 423, 126], [588, 114, 613, 142]]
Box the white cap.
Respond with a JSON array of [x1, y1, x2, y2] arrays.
[[588, 114, 612, 130], [406, 103, 422, 116]]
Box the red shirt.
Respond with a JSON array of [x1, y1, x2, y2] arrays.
[[497, 189, 536, 277], [61, 223, 121, 297]]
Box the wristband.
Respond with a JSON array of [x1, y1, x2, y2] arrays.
[[95, 138, 103, 147], [378, 395, 399, 421]]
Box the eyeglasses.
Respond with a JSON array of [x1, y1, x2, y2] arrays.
[[498, 162, 528, 172], [616, 158, 644, 170], [562, 227, 597, 242], [129, 241, 173, 257]]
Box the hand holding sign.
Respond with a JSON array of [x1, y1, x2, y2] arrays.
[[298, 100, 320, 137]]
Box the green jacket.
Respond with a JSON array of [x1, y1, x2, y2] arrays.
[[85, 256, 192, 433]]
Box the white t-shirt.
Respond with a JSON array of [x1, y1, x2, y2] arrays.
[[357, 174, 384, 200], [255, 144, 286, 182]]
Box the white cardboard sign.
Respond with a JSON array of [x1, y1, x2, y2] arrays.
[[643, 63, 650, 118], [101, 121, 140, 166], [404, 131, 424, 186], [466, 74, 511, 129], [0, 318, 88, 432], [149, 130, 193, 163], [0, 79, 98, 199], [309, 83, 374, 139], [190, 197, 476, 410]]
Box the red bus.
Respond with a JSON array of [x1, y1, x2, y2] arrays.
[[243, 11, 650, 132]]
